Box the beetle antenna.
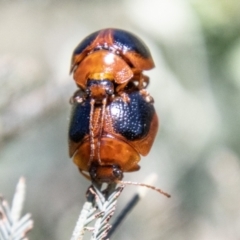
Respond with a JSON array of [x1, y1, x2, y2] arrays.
[[89, 98, 95, 162], [116, 180, 171, 198], [97, 98, 107, 162]]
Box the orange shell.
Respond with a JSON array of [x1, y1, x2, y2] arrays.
[[73, 50, 134, 88]]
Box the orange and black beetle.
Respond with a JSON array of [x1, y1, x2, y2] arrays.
[[69, 85, 158, 183], [69, 29, 158, 183], [70, 28, 154, 95]]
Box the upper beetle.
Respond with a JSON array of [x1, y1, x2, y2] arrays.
[[70, 28, 155, 100]]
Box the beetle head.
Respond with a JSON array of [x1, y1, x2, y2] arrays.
[[89, 163, 123, 183], [86, 76, 114, 103]]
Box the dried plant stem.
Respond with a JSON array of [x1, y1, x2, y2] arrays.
[[90, 183, 124, 240], [70, 173, 167, 240], [0, 177, 33, 240], [106, 193, 140, 239], [70, 201, 97, 240], [70, 183, 124, 240]]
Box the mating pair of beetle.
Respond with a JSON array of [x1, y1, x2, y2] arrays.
[[68, 28, 158, 185]]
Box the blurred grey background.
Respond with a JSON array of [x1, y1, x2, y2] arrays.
[[0, 0, 240, 239]]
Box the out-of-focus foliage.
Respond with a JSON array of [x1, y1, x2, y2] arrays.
[[193, 0, 240, 57], [192, 0, 240, 155], [0, 0, 239, 239]]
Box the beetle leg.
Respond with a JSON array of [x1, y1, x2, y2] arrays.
[[116, 81, 129, 93], [131, 69, 149, 89], [139, 89, 154, 103], [69, 88, 86, 104], [79, 169, 92, 180], [119, 92, 130, 103], [136, 73, 149, 89], [125, 164, 141, 172], [141, 74, 149, 89], [116, 83, 131, 103]]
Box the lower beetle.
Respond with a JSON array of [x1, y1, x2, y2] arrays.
[[69, 83, 158, 183]]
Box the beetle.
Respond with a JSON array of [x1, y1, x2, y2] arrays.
[[68, 28, 164, 187], [69, 82, 158, 183], [70, 28, 155, 96]]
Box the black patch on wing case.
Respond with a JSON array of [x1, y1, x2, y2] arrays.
[[73, 31, 100, 55], [109, 91, 155, 140], [113, 29, 151, 58], [69, 99, 91, 143]]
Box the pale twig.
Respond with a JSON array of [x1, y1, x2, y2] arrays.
[[70, 200, 97, 240], [0, 177, 33, 240], [70, 183, 124, 240], [11, 177, 26, 223], [90, 183, 124, 240], [70, 174, 169, 240]]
